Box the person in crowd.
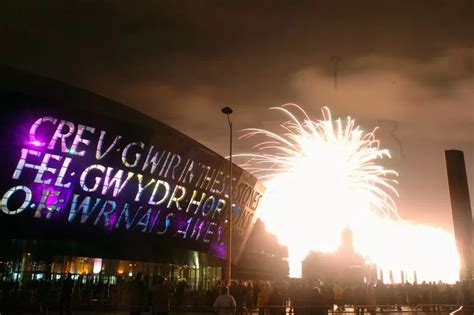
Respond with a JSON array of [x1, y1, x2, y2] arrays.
[[443, 283, 454, 308], [0, 274, 470, 311], [37, 277, 50, 315], [304, 285, 315, 315], [310, 287, 326, 315], [211, 282, 223, 305], [319, 285, 330, 315], [59, 273, 74, 315], [206, 288, 216, 307], [152, 276, 175, 315], [129, 272, 146, 315], [230, 281, 239, 298], [290, 281, 301, 315], [214, 286, 237, 315], [333, 282, 344, 312], [420, 282, 430, 312], [230, 280, 243, 313], [322, 283, 334, 312], [374, 281, 387, 312], [244, 281, 254, 312], [386, 285, 396, 309], [236, 280, 247, 314], [343, 285, 353, 310], [291, 279, 309, 315], [268, 283, 285, 315], [281, 282, 290, 307], [468, 280, 474, 305], [366, 283, 376, 315], [253, 281, 261, 308], [455, 281, 465, 305], [176, 279, 189, 306], [394, 284, 404, 311], [431, 282, 440, 312], [257, 282, 272, 315], [409, 282, 421, 310], [354, 283, 367, 315]]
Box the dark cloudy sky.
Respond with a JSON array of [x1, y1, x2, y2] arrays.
[[1, 0, 473, 233]]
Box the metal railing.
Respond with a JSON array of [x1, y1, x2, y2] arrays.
[[449, 306, 463, 315], [0, 303, 469, 314]]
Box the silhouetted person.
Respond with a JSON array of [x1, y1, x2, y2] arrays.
[[235, 280, 246, 314], [291, 281, 304, 315], [268, 286, 285, 315], [431, 282, 440, 312], [367, 284, 376, 315], [354, 284, 367, 315], [152, 276, 175, 315], [206, 289, 216, 307], [244, 282, 254, 311], [420, 282, 430, 312], [319, 285, 330, 315], [214, 286, 237, 315], [129, 272, 146, 315], [37, 278, 50, 315], [59, 273, 74, 315], [301, 284, 315, 315], [409, 283, 421, 310], [175, 279, 188, 306], [230, 281, 240, 305], [311, 287, 326, 315], [257, 282, 271, 315], [253, 281, 261, 308], [333, 282, 344, 312]]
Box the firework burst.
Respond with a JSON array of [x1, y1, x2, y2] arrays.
[[238, 104, 399, 219], [236, 104, 459, 281]]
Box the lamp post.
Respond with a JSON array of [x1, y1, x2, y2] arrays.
[[221, 106, 233, 283]]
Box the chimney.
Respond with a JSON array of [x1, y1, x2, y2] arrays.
[[445, 150, 473, 281]]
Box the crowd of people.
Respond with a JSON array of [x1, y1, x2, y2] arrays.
[[210, 279, 470, 315], [1, 274, 473, 314]]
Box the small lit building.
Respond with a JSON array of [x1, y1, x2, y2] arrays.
[[302, 228, 369, 283]]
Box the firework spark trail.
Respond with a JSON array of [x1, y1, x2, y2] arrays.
[[236, 104, 459, 282], [237, 104, 400, 219]]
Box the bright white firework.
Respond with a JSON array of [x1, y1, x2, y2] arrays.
[[237, 104, 459, 281]]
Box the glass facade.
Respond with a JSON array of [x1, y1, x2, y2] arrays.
[[0, 253, 221, 289], [0, 252, 222, 307]]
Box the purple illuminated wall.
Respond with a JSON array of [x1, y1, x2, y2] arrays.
[[0, 71, 264, 262]]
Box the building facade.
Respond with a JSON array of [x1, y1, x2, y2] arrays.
[[302, 228, 369, 283], [234, 219, 289, 280], [0, 68, 265, 307]]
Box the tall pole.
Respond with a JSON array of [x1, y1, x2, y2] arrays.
[[221, 106, 233, 283], [331, 55, 340, 89]]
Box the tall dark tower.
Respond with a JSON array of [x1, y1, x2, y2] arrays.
[[445, 150, 473, 281]]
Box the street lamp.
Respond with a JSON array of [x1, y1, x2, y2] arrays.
[[221, 106, 233, 283]]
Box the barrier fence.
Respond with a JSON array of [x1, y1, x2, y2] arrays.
[[1, 304, 471, 314]]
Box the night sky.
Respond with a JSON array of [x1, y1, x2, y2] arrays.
[[1, 1, 473, 234]]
